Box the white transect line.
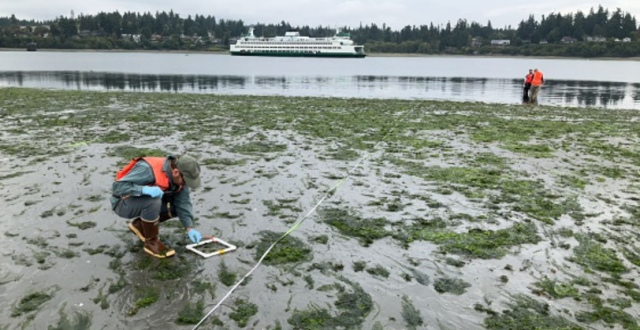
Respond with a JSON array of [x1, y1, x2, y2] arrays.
[[192, 109, 414, 330]]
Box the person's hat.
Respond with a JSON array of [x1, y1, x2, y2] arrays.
[[176, 155, 201, 189]]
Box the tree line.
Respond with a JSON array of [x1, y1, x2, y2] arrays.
[[0, 5, 639, 57]]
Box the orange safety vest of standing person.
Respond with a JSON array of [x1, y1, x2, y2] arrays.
[[532, 71, 544, 86], [115, 157, 170, 191], [525, 73, 533, 84]]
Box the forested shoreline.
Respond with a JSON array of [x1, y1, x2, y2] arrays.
[[1, 5, 639, 57]]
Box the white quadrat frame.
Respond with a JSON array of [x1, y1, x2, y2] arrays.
[[186, 237, 237, 258]]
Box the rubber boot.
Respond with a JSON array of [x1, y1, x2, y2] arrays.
[[141, 219, 176, 258], [128, 217, 146, 242]]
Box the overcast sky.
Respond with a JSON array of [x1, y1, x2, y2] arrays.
[[2, 0, 639, 30]]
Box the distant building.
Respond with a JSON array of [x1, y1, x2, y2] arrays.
[[586, 36, 607, 42], [561, 36, 577, 44], [121, 34, 142, 43], [623, 37, 632, 43], [539, 39, 548, 44], [490, 39, 510, 46], [470, 37, 483, 47]]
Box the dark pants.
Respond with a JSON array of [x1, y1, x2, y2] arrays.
[[114, 195, 175, 222], [523, 84, 531, 103]]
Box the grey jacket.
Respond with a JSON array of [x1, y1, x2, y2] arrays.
[[110, 156, 194, 229]]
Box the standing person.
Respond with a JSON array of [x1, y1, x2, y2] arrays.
[[523, 69, 533, 103], [529, 68, 545, 104], [110, 154, 203, 258]]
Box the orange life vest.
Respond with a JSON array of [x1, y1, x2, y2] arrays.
[[115, 157, 170, 191], [532, 71, 544, 86], [525, 73, 533, 84]]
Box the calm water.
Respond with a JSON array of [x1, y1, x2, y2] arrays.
[[1, 50, 640, 109]]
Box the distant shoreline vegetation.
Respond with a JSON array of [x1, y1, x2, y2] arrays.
[[1, 5, 639, 58]]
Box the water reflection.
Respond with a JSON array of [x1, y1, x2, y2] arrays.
[[1, 71, 638, 109]]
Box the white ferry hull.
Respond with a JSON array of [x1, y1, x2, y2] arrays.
[[230, 50, 366, 58]]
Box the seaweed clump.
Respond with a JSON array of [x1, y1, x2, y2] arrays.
[[253, 231, 313, 265], [483, 295, 584, 330], [288, 277, 373, 329], [11, 290, 55, 317]]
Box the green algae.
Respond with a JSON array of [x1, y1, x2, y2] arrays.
[[231, 141, 287, 154], [483, 294, 584, 330], [365, 264, 390, 278], [47, 303, 92, 330], [288, 277, 372, 330], [229, 298, 259, 328], [11, 290, 55, 317], [401, 295, 424, 330], [217, 260, 237, 287], [66, 220, 97, 230], [176, 298, 205, 325], [253, 231, 313, 265], [576, 305, 639, 329], [532, 277, 579, 299], [407, 222, 541, 259], [319, 208, 389, 246], [434, 277, 471, 295], [107, 146, 167, 160], [568, 234, 628, 275], [128, 286, 160, 316]]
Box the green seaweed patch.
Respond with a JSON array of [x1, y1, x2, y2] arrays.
[[310, 235, 328, 244], [217, 260, 237, 287], [191, 280, 216, 298], [229, 298, 258, 328], [0, 171, 33, 180], [200, 157, 247, 169], [607, 297, 632, 309], [67, 220, 97, 230], [483, 294, 584, 330], [390, 161, 503, 198], [101, 131, 131, 143], [48, 304, 92, 330], [253, 231, 313, 265], [576, 305, 638, 329], [11, 289, 55, 317], [231, 141, 286, 154], [288, 308, 332, 330], [319, 208, 389, 246], [407, 222, 541, 259], [401, 295, 424, 330], [365, 264, 390, 278], [352, 261, 367, 272], [176, 298, 205, 325], [288, 277, 372, 329], [567, 234, 628, 275], [558, 174, 588, 190], [532, 277, 579, 299], [147, 257, 197, 281], [128, 286, 160, 316], [503, 142, 554, 158], [108, 146, 166, 160], [434, 277, 471, 295]]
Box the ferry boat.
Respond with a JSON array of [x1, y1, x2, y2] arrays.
[[230, 27, 366, 58]]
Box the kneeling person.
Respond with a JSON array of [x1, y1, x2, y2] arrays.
[[110, 154, 203, 258]]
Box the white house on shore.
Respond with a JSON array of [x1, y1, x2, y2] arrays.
[[490, 39, 510, 46]]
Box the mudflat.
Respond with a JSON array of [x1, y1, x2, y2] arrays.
[[1, 88, 639, 330]]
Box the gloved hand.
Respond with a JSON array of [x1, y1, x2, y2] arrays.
[[188, 228, 202, 243], [141, 186, 163, 198]]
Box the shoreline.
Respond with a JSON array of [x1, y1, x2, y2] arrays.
[[2, 47, 639, 61]]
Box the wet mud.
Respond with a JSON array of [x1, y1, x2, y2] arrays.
[[0, 88, 639, 330]]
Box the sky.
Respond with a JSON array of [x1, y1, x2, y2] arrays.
[[2, 0, 639, 30]]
